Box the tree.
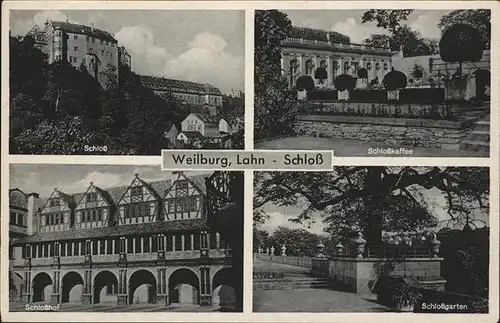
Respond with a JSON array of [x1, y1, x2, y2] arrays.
[[253, 167, 489, 247], [296, 75, 315, 91], [267, 227, 321, 257], [383, 69, 407, 91], [438, 10, 491, 49], [254, 10, 298, 140], [364, 25, 438, 57], [361, 9, 414, 33], [357, 68, 368, 79], [334, 74, 356, 91], [439, 24, 484, 75]]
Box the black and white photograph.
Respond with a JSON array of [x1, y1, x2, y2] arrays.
[[253, 167, 489, 313], [254, 9, 491, 157], [8, 165, 244, 312], [9, 10, 245, 155]]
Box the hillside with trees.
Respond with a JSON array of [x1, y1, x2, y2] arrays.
[[10, 35, 185, 155]]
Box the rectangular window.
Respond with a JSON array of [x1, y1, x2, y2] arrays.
[[114, 238, 120, 254], [37, 244, 42, 258], [10, 212, 16, 225], [98, 209, 103, 222], [193, 233, 200, 250], [135, 237, 141, 253], [92, 240, 98, 255], [184, 234, 192, 251], [86, 193, 97, 202], [107, 238, 113, 254], [50, 243, 55, 257], [166, 234, 172, 251], [99, 240, 105, 255], [50, 198, 60, 207], [175, 235, 182, 251], [143, 236, 150, 253], [210, 232, 217, 249], [49, 214, 54, 225], [152, 235, 158, 252], [43, 244, 48, 257], [67, 242, 73, 257], [60, 242, 66, 257], [131, 187, 142, 197], [21, 246, 26, 259], [92, 210, 97, 222], [127, 237, 133, 254], [74, 241, 80, 256], [158, 235, 165, 251], [17, 213, 24, 226], [74, 46, 79, 51], [168, 200, 175, 213]]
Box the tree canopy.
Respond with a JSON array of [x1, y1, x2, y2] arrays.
[[334, 74, 356, 91], [361, 9, 414, 34], [438, 9, 490, 49], [254, 167, 489, 246], [383, 69, 408, 91], [439, 23, 484, 74], [296, 75, 315, 91]]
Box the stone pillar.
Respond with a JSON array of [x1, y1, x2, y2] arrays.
[[117, 269, 128, 305], [199, 266, 212, 306], [353, 232, 367, 258], [300, 54, 306, 75], [51, 270, 60, 304], [22, 271, 32, 302], [81, 269, 93, 304], [156, 267, 167, 305], [328, 56, 334, 86]]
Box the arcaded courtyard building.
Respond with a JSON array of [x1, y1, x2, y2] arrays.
[[10, 172, 236, 308]]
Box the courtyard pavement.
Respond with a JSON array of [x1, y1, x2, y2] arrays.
[[9, 301, 222, 312], [253, 258, 391, 312], [255, 136, 488, 157]]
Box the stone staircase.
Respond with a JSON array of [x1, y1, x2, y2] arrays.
[[459, 114, 490, 154], [254, 275, 334, 291]]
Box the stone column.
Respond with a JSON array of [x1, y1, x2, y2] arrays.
[[156, 267, 167, 305], [117, 269, 128, 305], [199, 266, 212, 306], [22, 271, 32, 302], [328, 55, 334, 85], [51, 270, 60, 304], [300, 54, 306, 74], [81, 269, 93, 304]]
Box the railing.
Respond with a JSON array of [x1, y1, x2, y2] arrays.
[[283, 37, 390, 53], [256, 254, 312, 268], [367, 244, 432, 259]]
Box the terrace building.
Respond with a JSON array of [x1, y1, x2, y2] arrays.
[[27, 20, 121, 87], [10, 172, 237, 308], [281, 27, 394, 88], [139, 75, 223, 109]]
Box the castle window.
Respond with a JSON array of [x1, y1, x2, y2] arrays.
[[184, 234, 192, 250], [127, 237, 133, 253], [143, 236, 150, 253], [43, 244, 48, 257], [152, 235, 158, 252], [106, 238, 113, 254], [99, 240, 105, 255], [166, 234, 172, 251], [9, 212, 16, 225], [67, 242, 73, 256], [92, 240, 98, 255], [61, 242, 66, 257], [135, 237, 141, 253], [193, 233, 200, 250]]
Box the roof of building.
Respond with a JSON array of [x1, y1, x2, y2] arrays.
[[139, 75, 222, 96], [12, 218, 208, 245], [48, 21, 117, 43], [191, 112, 220, 124]]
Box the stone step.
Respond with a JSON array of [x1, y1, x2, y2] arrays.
[[459, 140, 490, 152], [472, 121, 490, 132], [468, 130, 490, 142]]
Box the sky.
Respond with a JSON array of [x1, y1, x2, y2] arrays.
[[257, 169, 489, 236], [9, 165, 210, 198], [283, 9, 454, 44], [10, 10, 245, 94]]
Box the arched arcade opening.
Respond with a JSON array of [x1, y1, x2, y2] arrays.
[[212, 267, 236, 310], [93, 270, 118, 304], [168, 269, 199, 306], [61, 271, 84, 303], [32, 272, 52, 302], [128, 270, 157, 305]]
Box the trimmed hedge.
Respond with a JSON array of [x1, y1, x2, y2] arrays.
[[400, 88, 445, 103], [350, 89, 387, 102], [307, 90, 338, 101]]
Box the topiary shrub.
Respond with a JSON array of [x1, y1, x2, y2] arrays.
[[334, 74, 356, 91], [439, 24, 484, 75], [314, 67, 328, 84], [296, 75, 315, 91], [383, 69, 408, 91], [357, 68, 368, 79]]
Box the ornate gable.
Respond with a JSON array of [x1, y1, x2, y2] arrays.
[[74, 182, 115, 229], [116, 174, 162, 225], [39, 189, 74, 232], [164, 172, 204, 221]]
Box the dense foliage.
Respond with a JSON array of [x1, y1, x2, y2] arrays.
[[357, 68, 368, 79], [438, 10, 491, 49], [334, 74, 356, 91], [254, 10, 299, 141], [439, 24, 484, 74], [314, 67, 328, 84], [10, 35, 183, 155], [289, 26, 350, 44]]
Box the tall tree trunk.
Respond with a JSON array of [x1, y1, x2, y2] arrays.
[[363, 167, 384, 248]]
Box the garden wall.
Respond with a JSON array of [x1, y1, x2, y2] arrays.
[[295, 115, 473, 150], [327, 257, 445, 295], [257, 254, 312, 268]]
